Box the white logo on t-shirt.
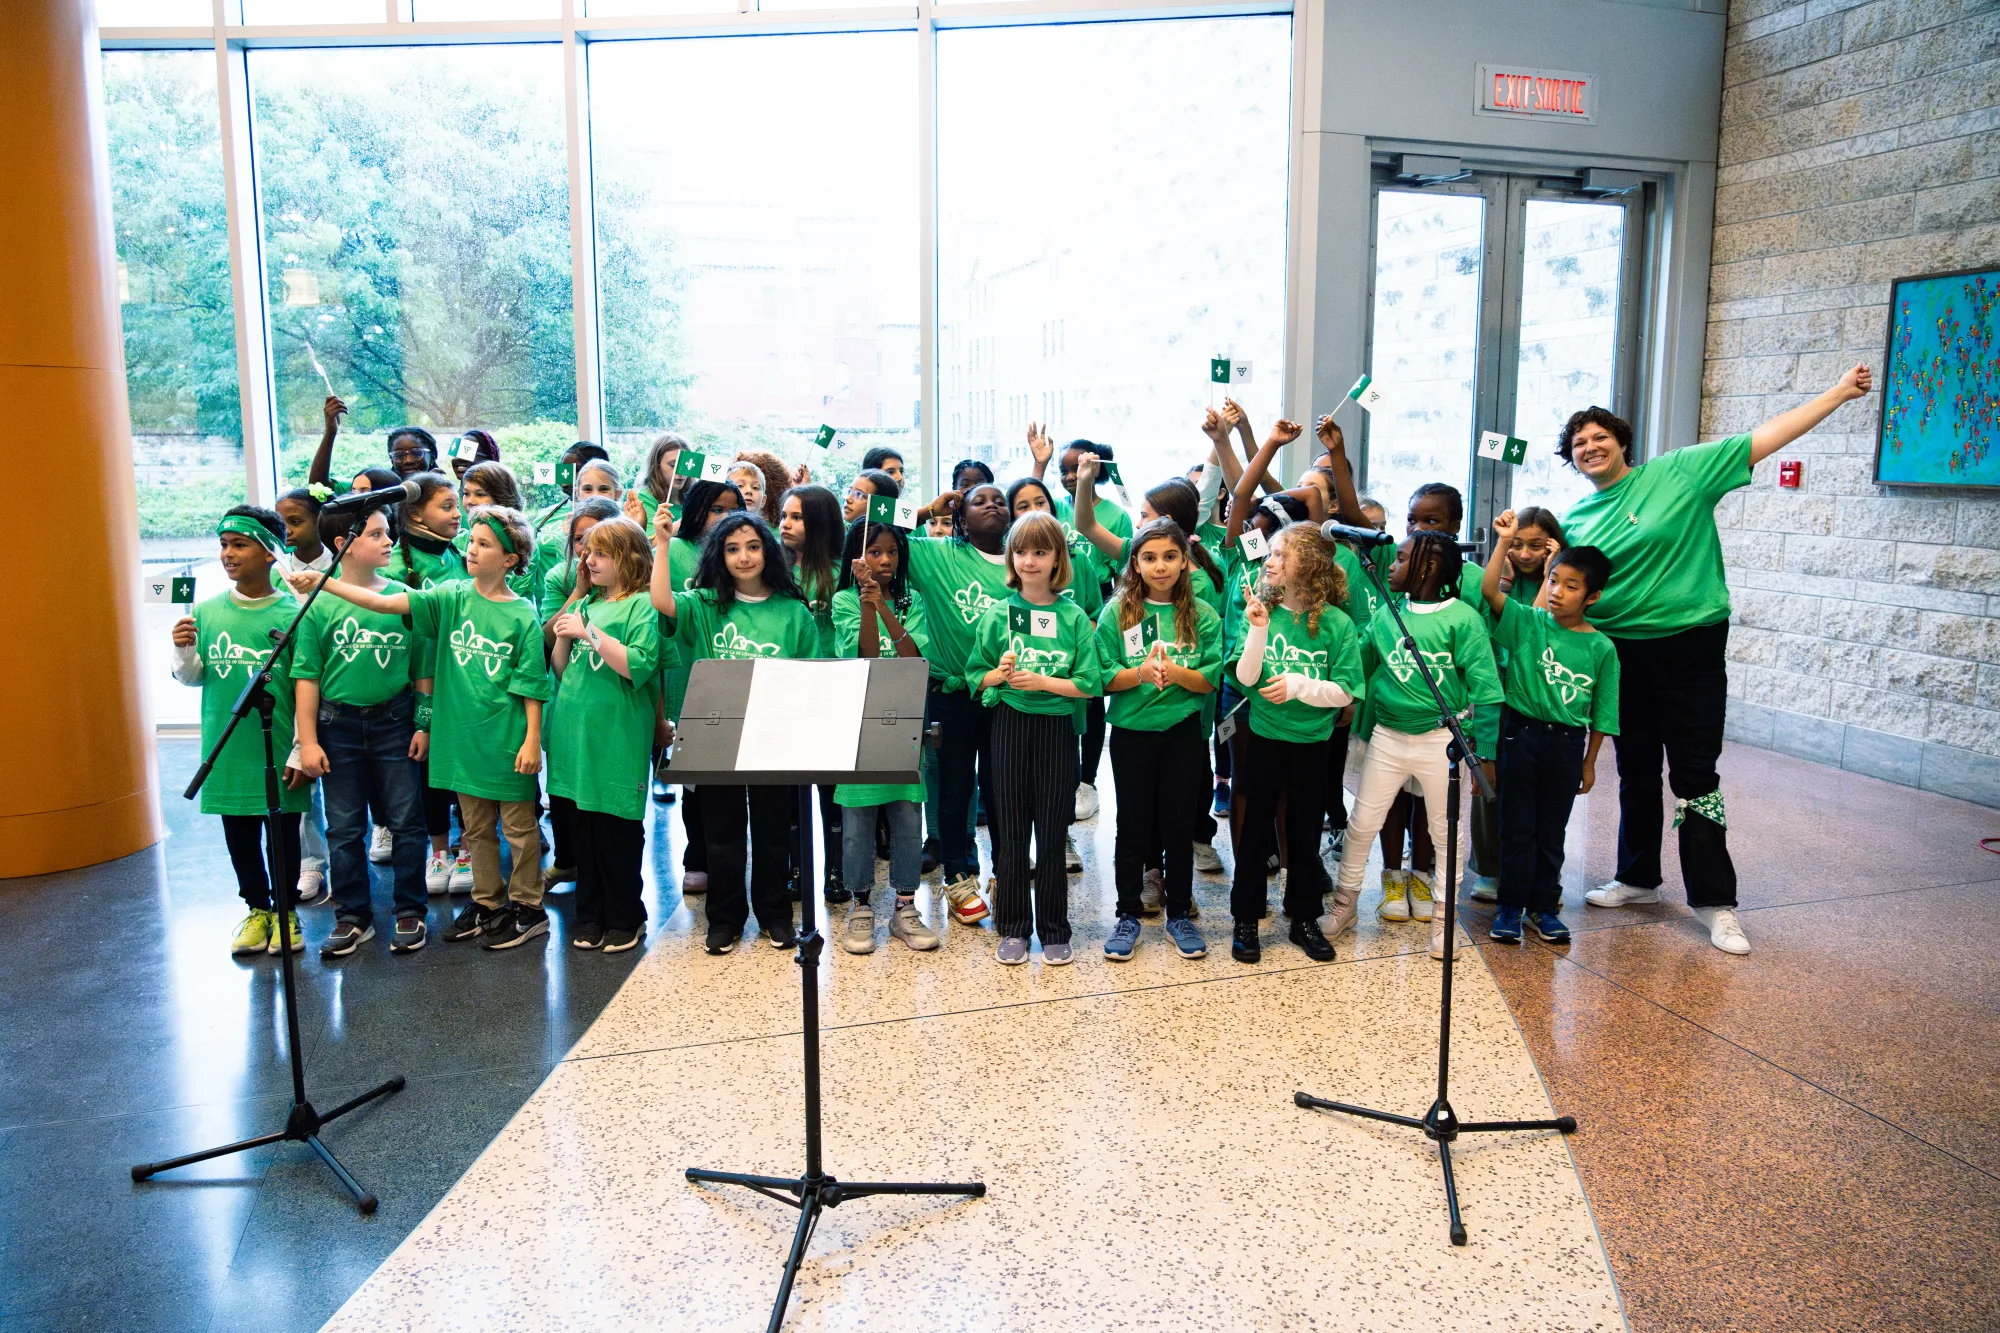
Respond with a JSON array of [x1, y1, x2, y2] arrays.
[[1385, 644, 1455, 685], [450, 620, 515, 678], [331, 616, 406, 669], [1539, 646, 1594, 705], [206, 631, 270, 680]]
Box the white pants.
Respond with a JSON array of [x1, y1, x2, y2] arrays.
[[1336, 726, 1453, 894]]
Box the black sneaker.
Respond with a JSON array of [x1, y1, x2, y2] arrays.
[[766, 918, 798, 950], [1289, 918, 1335, 962], [704, 924, 739, 955], [920, 838, 940, 876], [391, 916, 427, 953], [445, 902, 498, 942], [572, 924, 605, 951], [1231, 920, 1261, 964], [319, 920, 373, 959], [787, 867, 803, 902], [824, 872, 852, 905], [485, 905, 549, 950], [651, 774, 672, 804], [605, 926, 644, 954]]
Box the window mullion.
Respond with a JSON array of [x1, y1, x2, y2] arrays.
[[213, 26, 278, 505], [566, 2, 604, 444]]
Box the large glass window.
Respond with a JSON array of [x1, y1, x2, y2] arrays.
[[249, 44, 575, 492], [106, 50, 243, 726], [590, 33, 919, 490], [936, 17, 1292, 493], [1510, 198, 1625, 516]]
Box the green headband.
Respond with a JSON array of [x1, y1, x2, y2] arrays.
[[216, 515, 281, 553], [476, 513, 517, 555]]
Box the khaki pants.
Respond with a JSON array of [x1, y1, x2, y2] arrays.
[[458, 794, 544, 910]]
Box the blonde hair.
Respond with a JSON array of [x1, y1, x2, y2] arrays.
[[1003, 511, 1072, 592], [583, 516, 653, 598], [1258, 522, 1347, 636]]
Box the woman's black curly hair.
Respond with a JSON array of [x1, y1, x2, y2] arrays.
[[1556, 406, 1634, 470]]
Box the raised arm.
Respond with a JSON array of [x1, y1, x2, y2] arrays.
[[285, 568, 410, 616], [1071, 456, 1124, 560], [1225, 399, 1282, 496], [1027, 422, 1053, 482], [305, 396, 346, 489], [647, 503, 680, 618], [1482, 509, 1517, 617], [1750, 363, 1872, 466], [1224, 420, 1302, 543], [1316, 415, 1367, 526]]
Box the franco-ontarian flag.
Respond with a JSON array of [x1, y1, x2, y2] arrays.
[[1009, 604, 1059, 639], [1478, 431, 1530, 465], [1210, 357, 1253, 386], [1347, 374, 1385, 411]]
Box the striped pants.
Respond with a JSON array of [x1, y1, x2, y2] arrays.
[[990, 702, 1079, 945]]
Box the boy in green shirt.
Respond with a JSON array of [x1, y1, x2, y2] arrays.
[[1480, 511, 1619, 947]]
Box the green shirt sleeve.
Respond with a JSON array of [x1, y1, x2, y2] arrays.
[[1456, 610, 1505, 754], [1590, 636, 1621, 735], [1657, 434, 1755, 506], [600, 596, 662, 684], [964, 602, 1005, 701], [291, 603, 326, 682], [507, 606, 554, 703]]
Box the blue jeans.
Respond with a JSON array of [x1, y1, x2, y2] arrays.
[[841, 799, 922, 905], [320, 693, 428, 926]]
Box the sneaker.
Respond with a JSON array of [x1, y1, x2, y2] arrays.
[[942, 875, 991, 925], [704, 924, 739, 955], [842, 905, 878, 955], [1265, 853, 1280, 877], [1073, 782, 1100, 822], [1377, 869, 1410, 921], [295, 865, 329, 908], [1211, 781, 1230, 817], [1408, 870, 1435, 922], [543, 865, 576, 893], [425, 851, 452, 895], [368, 825, 393, 864], [1586, 880, 1661, 908], [824, 873, 852, 906], [889, 902, 940, 951], [682, 870, 708, 896], [231, 909, 274, 957], [1429, 907, 1459, 963], [391, 916, 428, 953], [1288, 918, 1335, 962], [1322, 891, 1358, 939], [1104, 915, 1142, 961], [996, 936, 1030, 966], [1191, 842, 1223, 873], [1529, 911, 1572, 945], [1165, 916, 1207, 959], [920, 839, 940, 877], [1468, 874, 1500, 903], [766, 918, 798, 950], [604, 926, 643, 953], [651, 775, 672, 805], [484, 905, 549, 950], [572, 924, 605, 950], [1230, 920, 1261, 964], [447, 849, 474, 894], [1694, 906, 1751, 955], [1042, 940, 1073, 966], [445, 902, 497, 943], [1064, 833, 1083, 874], [267, 911, 305, 954], [1489, 904, 1524, 944], [1325, 827, 1346, 860], [1139, 868, 1164, 916], [319, 919, 373, 959]]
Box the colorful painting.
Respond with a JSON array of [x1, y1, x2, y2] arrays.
[[1876, 265, 2000, 487]]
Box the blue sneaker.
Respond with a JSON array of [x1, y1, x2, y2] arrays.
[[996, 937, 1029, 966], [1104, 916, 1141, 961], [1529, 911, 1571, 944], [1042, 940, 1074, 966], [1164, 916, 1207, 959], [1489, 904, 1524, 943]]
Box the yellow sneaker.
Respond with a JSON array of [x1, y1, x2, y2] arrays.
[[1377, 869, 1410, 921], [231, 910, 273, 956], [267, 910, 306, 955], [1408, 870, 1435, 922]]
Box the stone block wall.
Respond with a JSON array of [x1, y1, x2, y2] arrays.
[[1705, 0, 2000, 806]]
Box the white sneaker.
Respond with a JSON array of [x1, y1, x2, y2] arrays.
[[1073, 782, 1100, 822], [1139, 868, 1164, 916], [841, 905, 877, 955], [294, 865, 328, 908], [1407, 869, 1435, 922], [1468, 874, 1499, 903], [1695, 906, 1751, 955], [1064, 833, 1083, 873], [447, 849, 474, 894], [1586, 880, 1661, 908], [1191, 842, 1223, 873], [368, 825, 393, 864], [424, 851, 451, 895]]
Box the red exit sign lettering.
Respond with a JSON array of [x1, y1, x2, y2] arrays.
[[1477, 64, 1597, 124]]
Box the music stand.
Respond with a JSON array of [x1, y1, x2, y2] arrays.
[[669, 657, 985, 1332]]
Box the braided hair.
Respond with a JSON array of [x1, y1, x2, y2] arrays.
[[1405, 530, 1464, 603], [836, 516, 914, 617]]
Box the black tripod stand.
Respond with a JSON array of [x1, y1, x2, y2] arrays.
[[132, 533, 404, 1214], [687, 782, 985, 1332], [1295, 540, 1574, 1246]]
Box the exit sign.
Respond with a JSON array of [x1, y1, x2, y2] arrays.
[[1477, 64, 1597, 124]]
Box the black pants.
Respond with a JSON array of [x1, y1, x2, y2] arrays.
[[1110, 715, 1205, 920], [681, 784, 707, 873], [418, 758, 456, 842], [932, 681, 994, 883], [698, 784, 794, 934], [1078, 695, 1106, 788], [794, 784, 841, 887], [221, 813, 303, 912], [1231, 730, 1330, 922], [549, 792, 578, 871], [1497, 707, 1586, 915], [991, 704, 1079, 944], [1611, 620, 1736, 909], [1325, 724, 1352, 832], [574, 808, 646, 933]]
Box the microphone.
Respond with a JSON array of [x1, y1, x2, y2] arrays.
[[1321, 520, 1394, 547], [320, 478, 421, 515]]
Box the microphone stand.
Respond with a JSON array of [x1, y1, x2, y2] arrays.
[[1293, 537, 1575, 1246], [132, 527, 406, 1214]]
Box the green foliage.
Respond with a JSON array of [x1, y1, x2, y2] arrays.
[[137, 472, 246, 540]]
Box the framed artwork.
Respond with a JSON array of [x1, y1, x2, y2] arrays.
[[1875, 264, 2000, 488]]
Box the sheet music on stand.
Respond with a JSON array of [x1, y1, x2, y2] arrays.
[[736, 659, 868, 771]]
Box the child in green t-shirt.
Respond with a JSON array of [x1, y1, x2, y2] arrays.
[[171, 506, 312, 958], [965, 510, 1106, 967], [778, 483, 850, 908], [1481, 511, 1620, 947]]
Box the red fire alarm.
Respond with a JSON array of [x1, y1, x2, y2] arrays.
[[1778, 460, 1802, 489]]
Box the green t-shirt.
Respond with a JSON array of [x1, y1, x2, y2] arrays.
[[1356, 597, 1504, 754], [1334, 543, 1384, 631], [1243, 603, 1367, 745], [545, 592, 663, 820], [904, 536, 1014, 691], [190, 591, 312, 816], [408, 582, 552, 802], [1492, 601, 1621, 733], [660, 536, 703, 722], [668, 588, 820, 665], [830, 584, 931, 808], [540, 558, 581, 620], [1108, 534, 1226, 623], [1055, 493, 1133, 617], [291, 584, 414, 708], [964, 592, 1105, 722], [449, 527, 534, 600], [1094, 595, 1223, 732], [1562, 434, 1752, 639]]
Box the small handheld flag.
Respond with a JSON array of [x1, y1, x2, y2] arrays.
[[305, 341, 336, 398], [1099, 460, 1123, 487], [555, 462, 576, 487], [1009, 605, 1058, 639], [1121, 616, 1160, 659], [451, 434, 480, 463], [1210, 357, 1232, 385], [868, 494, 897, 527], [1217, 714, 1238, 743], [533, 461, 557, 485], [1230, 360, 1252, 384], [892, 498, 920, 530], [1478, 431, 1530, 465], [674, 450, 705, 478], [173, 575, 195, 605], [143, 575, 171, 604], [814, 424, 849, 453], [1240, 527, 1270, 561], [1347, 374, 1385, 412]]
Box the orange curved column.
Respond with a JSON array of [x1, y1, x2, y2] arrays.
[[0, 0, 161, 877]]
